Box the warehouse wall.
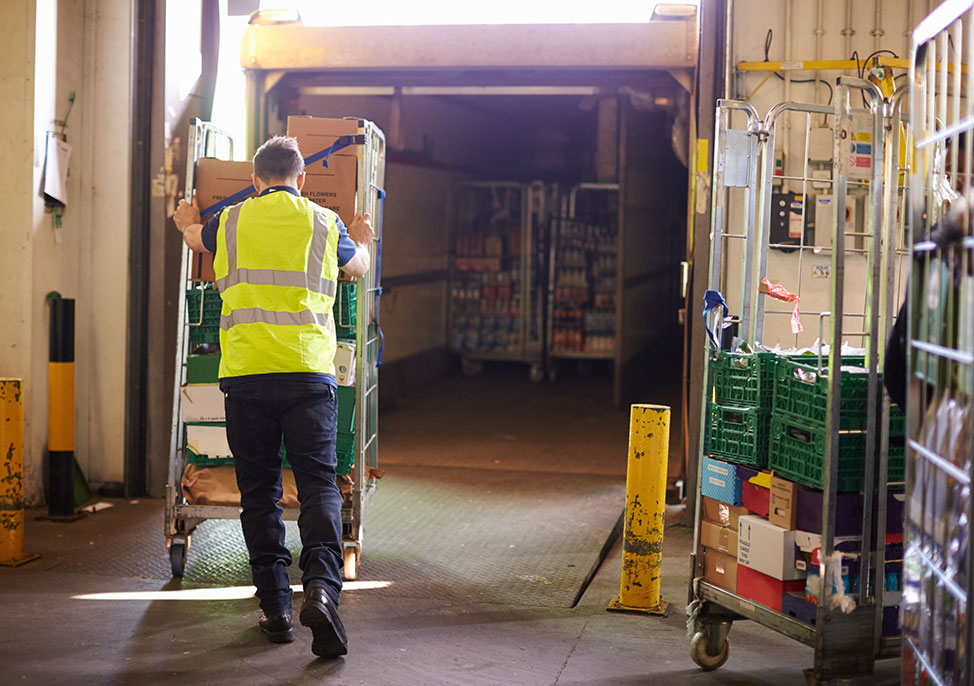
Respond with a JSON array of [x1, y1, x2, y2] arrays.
[[0, 0, 131, 504], [0, 2, 38, 493], [718, 0, 923, 348]]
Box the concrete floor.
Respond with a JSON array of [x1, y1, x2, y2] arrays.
[[0, 369, 900, 684]]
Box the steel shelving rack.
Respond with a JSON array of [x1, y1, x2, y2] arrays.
[[447, 181, 545, 382], [545, 183, 620, 381]]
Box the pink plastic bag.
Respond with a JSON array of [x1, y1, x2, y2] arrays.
[[759, 277, 802, 334]]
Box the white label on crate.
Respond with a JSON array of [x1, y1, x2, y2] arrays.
[[708, 464, 730, 477], [708, 477, 727, 489]]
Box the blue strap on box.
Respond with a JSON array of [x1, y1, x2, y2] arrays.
[[198, 134, 367, 218]]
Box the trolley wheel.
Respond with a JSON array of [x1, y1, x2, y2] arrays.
[[547, 362, 560, 383], [690, 630, 730, 671], [343, 547, 359, 581], [461, 359, 484, 377], [169, 538, 188, 578], [529, 363, 544, 383]]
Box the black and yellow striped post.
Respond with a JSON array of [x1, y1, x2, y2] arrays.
[[0, 379, 39, 566], [608, 404, 669, 615], [47, 295, 77, 518]]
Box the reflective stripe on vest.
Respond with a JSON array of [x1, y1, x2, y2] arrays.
[[220, 306, 333, 330], [216, 204, 337, 298]]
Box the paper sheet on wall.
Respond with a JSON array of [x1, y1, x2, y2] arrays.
[[43, 131, 71, 207]]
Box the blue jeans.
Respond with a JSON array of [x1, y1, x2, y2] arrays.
[[224, 378, 343, 616]]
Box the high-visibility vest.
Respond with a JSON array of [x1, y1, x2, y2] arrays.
[[213, 191, 341, 379]]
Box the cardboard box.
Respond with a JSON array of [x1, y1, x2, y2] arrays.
[[185, 424, 231, 458], [738, 514, 805, 581], [704, 547, 738, 593], [798, 489, 905, 537], [700, 520, 738, 557], [193, 158, 258, 282], [741, 481, 770, 517], [191, 252, 216, 283], [701, 456, 743, 505], [887, 493, 905, 534], [298, 155, 358, 224], [769, 475, 801, 529], [286, 116, 360, 225], [180, 384, 225, 423], [737, 565, 805, 612], [796, 490, 864, 537], [701, 496, 748, 530], [196, 158, 257, 219], [781, 591, 817, 625], [286, 116, 359, 160], [334, 342, 356, 386]]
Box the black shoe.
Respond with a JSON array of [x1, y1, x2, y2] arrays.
[[299, 586, 348, 658], [259, 612, 295, 644]]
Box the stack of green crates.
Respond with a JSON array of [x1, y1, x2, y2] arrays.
[[706, 351, 777, 467], [186, 286, 222, 345], [768, 356, 905, 491], [335, 282, 357, 341]]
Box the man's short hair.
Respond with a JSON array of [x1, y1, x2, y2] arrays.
[[253, 136, 304, 182]]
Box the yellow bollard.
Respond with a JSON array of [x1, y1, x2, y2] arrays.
[[0, 379, 38, 566], [608, 404, 669, 615]]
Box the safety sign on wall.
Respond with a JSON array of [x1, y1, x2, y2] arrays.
[[839, 116, 873, 180]]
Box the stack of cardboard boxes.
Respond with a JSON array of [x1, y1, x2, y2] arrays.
[[700, 350, 904, 632]]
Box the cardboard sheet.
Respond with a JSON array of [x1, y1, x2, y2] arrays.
[[181, 464, 299, 507]]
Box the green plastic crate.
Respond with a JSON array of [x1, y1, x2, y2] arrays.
[[186, 287, 223, 345], [186, 450, 234, 467], [337, 432, 355, 476], [769, 417, 867, 491], [889, 406, 906, 437], [186, 354, 221, 383], [337, 386, 356, 435], [706, 403, 771, 467], [887, 443, 906, 491], [185, 422, 233, 467], [334, 282, 357, 327], [187, 287, 222, 323], [772, 357, 873, 431], [710, 351, 778, 409]]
